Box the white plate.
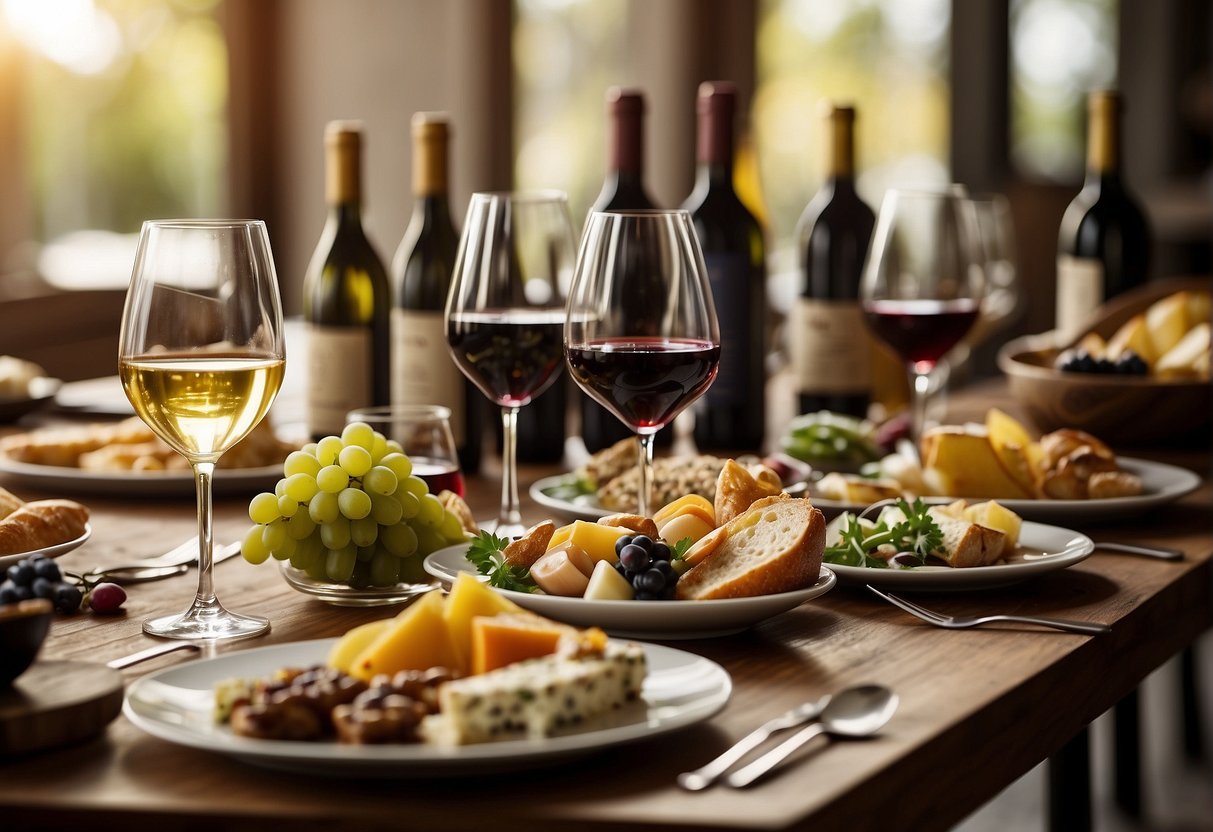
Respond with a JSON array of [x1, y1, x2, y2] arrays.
[[807, 458, 1201, 523], [424, 544, 836, 639], [0, 455, 282, 498], [0, 523, 92, 570], [0, 378, 63, 422], [827, 520, 1095, 591], [530, 474, 810, 523], [123, 638, 731, 776]]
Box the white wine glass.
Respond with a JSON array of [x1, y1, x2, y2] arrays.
[[445, 192, 576, 538], [120, 220, 285, 640], [860, 190, 984, 446], [565, 210, 720, 517]]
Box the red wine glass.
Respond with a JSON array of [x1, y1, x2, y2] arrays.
[[445, 191, 575, 537], [565, 210, 720, 517], [860, 189, 984, 445]]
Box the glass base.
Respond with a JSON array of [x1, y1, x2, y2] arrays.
[[490, 519, 528, 540], [143, 602, 270, 641]]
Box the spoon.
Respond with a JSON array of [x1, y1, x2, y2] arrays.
[[725, 684, 898, 788]]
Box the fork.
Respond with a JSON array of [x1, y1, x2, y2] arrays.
[[677, 695, 831, 791], [82, 539, 242, 584], [867, 585, 1111, 635]]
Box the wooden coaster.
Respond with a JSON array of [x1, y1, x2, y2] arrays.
[[0, 660, 123, 756]]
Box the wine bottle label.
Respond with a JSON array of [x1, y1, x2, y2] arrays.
[[791, 298, 871, 393], [306, 324, 372, 437], [391, 309, 466, 444], [703, 252, 753, 406], [1056, 254, 1104, 338]]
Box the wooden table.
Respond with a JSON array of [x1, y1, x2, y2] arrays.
[[0, 385, 1208, 831]]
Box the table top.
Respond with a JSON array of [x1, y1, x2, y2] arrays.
[[0, 382, 1209, 831]]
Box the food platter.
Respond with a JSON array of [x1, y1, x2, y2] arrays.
[[123, 637, 732, 776], [807, 458, 1200, 523], [827, 520, 1094, 591], [0, 456, 282, 498], [0, 524, 91, 571], [424, 543, 836, 639]]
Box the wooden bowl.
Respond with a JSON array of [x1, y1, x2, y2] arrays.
[[0, 599, 52, 687], [997, 277, 1212, 447]]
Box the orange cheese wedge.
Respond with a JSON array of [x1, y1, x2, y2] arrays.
[[469, 612, 575, 675]]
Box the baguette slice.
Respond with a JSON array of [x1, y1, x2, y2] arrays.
[[0, 499, 89, 555], [676, 497, 824, 600]]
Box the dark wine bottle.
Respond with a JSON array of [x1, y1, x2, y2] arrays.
[[683, 81, 766, 452], [1056, 90, 1152, 338], [581, 87, 671, 453], [391, 113, 481, 473], [792, 104, 875, 419], [302, 121, 390, 440]]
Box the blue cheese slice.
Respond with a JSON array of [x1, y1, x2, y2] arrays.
[[420, 641, 646, 745]]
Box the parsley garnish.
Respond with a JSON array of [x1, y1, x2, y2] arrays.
[[465, 531, 538, 593], [670, 536, 694, 561], [823, 498, 943, 569]]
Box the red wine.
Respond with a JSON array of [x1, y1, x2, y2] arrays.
[[446, 310, 565, 407], [1056, 91, 1151, 338], [566, 338, 720, 432], [794, 104, 876, 419], [683, 81, 766, 452], [862, 299, 979, 371], [580, 88, 672, 453], [412, 458, 464, 497]]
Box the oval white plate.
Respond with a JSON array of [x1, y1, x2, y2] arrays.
[[807, 458, 1200, 523], [0, 523, 92, 571], [826, 520, 1095, 591], [123, 637, 731, 776], [424, 544, 836, 639], [0, 455, 282, 498]]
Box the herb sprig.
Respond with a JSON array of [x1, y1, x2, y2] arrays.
[[823, 498, 943, 569], [465, 531, 539, 592]]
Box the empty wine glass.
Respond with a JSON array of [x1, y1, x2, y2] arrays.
[[565, 210, 720, 517], [860, 190, 984, 445], [119, 220, 285, 640], [445, 192, 576, 538]]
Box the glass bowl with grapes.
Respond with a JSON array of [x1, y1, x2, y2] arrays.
[[241, 422, 471, 607]]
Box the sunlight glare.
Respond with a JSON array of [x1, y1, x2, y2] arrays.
[[2, 0, 122, 75]]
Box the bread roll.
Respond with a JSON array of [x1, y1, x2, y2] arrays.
[[676, 497, 824, 600], [0, 486, 23, 520], [0, 499, 89, 554]]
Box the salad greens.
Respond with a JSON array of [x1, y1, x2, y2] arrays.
[[823, 498, 943, 569], [465, 530, 539, 592]]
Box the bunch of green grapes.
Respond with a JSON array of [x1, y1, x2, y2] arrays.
[[242, 422, 467, 587]]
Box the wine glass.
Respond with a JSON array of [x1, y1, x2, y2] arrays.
[[119, 219, 285, 640], [860, 190, 984, 445], [445, 192, 576, 538], [565, 210, 720, 517]]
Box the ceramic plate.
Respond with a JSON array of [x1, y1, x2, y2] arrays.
[[0, 456, 282, 498], [807, 458, 1201, 522], [530, 474, 809, 523], [424, 543, 835, 639], [0, 523, 92, 571], [827, 520, 1095, 591], [123, 638, 731, 776], [0, 378, 63, 423]]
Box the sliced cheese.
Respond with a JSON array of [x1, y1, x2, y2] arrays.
[[350, 590, 463, 680], [469, 612, 573, 675], [443, 573, 525, 670]]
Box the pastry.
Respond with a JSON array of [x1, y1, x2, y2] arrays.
[[0, 499, 89, 555]]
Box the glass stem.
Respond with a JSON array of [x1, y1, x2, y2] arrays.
[[909, 369, 932, 452], [498, 405, 522, 533], [192, 460, 217, 608], [637, 432, 655, 517]]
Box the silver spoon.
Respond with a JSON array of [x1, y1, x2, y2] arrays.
[[725, 684, 898, 788]]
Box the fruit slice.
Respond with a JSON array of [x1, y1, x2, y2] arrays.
[[1145, 291, 1189, 358], [350, 590, 463, 680], [584, 559, 634, 600], [469, 612, 575, 675], [443, 573, 525, 670], [1155, 322, 1211, 379], [327, 619, 391, 673], [1106, 313, 1157, 363], [985, 408, 1040, 497]]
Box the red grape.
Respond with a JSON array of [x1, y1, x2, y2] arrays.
[[88, 582, 126, 614]]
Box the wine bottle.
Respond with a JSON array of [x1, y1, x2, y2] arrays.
[[792, 104, 876, 419], [581, 87, 672, 453], [302, 121, 390, 440], [1056, 90, 1152, 338], [391, 112, 481, 473], [683, 81, 766, 452]]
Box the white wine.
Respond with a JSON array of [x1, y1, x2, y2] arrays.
[[119, 354, 284, 460], [304, 121, 391, 439]]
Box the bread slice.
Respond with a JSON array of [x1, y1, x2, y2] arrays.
[[676, 497, 824, 600], [928, 507, 1006, 567]]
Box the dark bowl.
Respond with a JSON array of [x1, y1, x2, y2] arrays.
[[0, 598, 53, 686]]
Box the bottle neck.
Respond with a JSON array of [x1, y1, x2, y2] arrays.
[[328, 201, 363, 227], [412, 192, 453, 228], [1086, 93, 1120, 178], [608, 110, 644, 178], [824, 108, 856, 181]]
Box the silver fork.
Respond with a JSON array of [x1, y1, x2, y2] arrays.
[[677, 695, 830, 791], [867, 585, 1111, 635], [82, 539, 242, 584]]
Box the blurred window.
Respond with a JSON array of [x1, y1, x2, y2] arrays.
[[1009, 0, 1118, 180], [1, 0, 227, 290]]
